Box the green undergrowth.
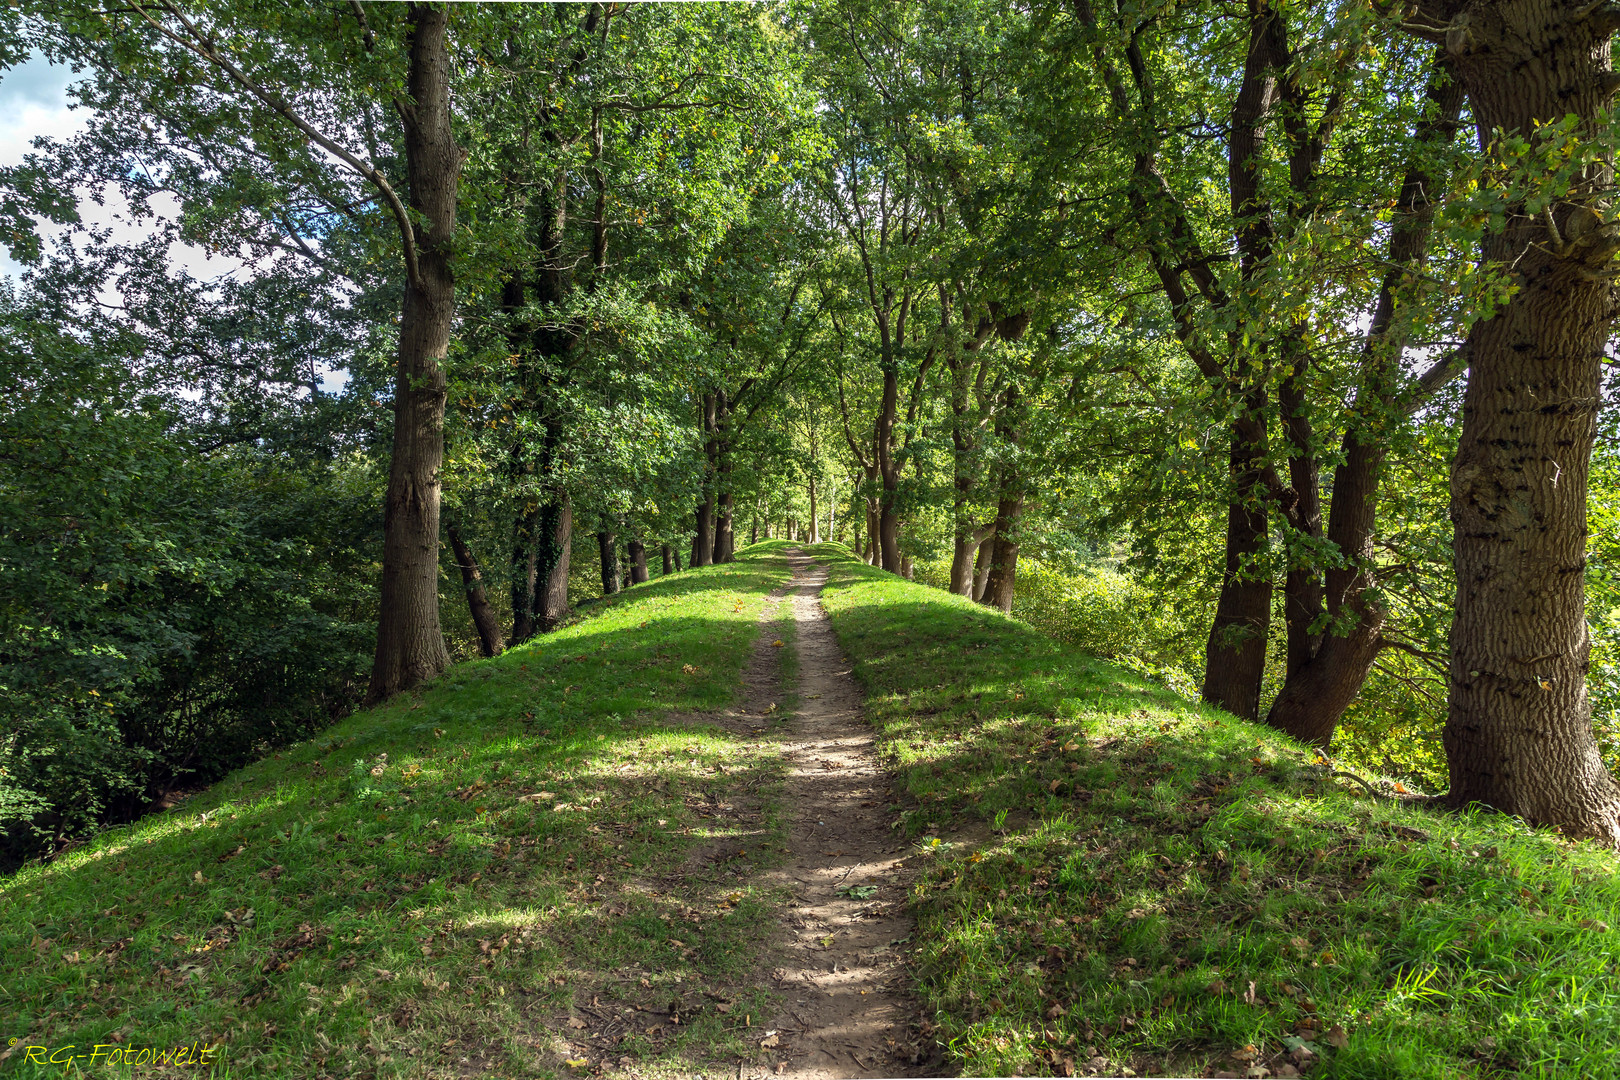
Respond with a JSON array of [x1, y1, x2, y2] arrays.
[[805, 541, 1620, 1080], [0, 542, 802, 1080]]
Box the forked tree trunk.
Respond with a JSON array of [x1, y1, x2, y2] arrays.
[[952, 522, 993, 597], [1421, 0, 1620, 842], [972, 530, 995, 602], [628, 538, 649, 585], [367, 4, 459, 703], [597, 529, 621, 596], [535, 496, 571, 632], [447, 523, 503, 658], [1266, 57, 1464, 745]]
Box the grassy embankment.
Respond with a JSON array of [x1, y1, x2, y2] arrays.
[[806, 541, 1620, 1080], [1, 543, 802, 1079]]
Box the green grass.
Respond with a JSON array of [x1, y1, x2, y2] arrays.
[[804, 541, 1620, 1080], [0, 543, 803, 1079]]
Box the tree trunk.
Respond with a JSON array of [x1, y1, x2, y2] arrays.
[[972, 529, 995, 602], [597, 528, 621, 596], [447, 523, 502, 658], [1266, 56, 1464, 745], [713, 489, 735, 563], [661, 543, 675, 576], [628, 538, 649, 585], [1277, 343, 1325, 681], [692, 496, 714, 567], [510, 505, 540, 645], [875, 367, 903, 573], [1425, 0, 1620, 841], [982, 496, 1022, 614], [1200, 420, 1273, 723], [535, 496, 571, 632], [367, 3, 458, 703], [952, 522, 993, 597], [808, 476, 820, 543]]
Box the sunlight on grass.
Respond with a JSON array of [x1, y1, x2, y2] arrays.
[[807, 541, 1620, 1080], [0, 545, 800, 1079]]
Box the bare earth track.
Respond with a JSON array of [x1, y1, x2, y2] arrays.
[[743, 550, 938, 1080]]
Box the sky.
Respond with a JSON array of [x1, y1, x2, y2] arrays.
[[1, 55, 350, 392], [0, 56, 80, 280], [0, 54, 249, 285]]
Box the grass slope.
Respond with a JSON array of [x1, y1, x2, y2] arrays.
[[806, 542, 1620, 1080], [1, 543, 801, 1079]]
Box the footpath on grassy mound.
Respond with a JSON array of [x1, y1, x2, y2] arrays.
[[0, 543, 928, 1080], [804, 541, 1620, 1080]]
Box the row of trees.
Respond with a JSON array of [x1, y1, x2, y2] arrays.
[[5, 0, 1620, 854]]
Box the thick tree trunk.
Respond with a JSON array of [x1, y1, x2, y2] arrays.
[[367, 4, 458, 703], [1424, 0, 1620, 841], [661, 543, 675, 576], [628, 538, 649, 585], [952, 522, 993, 597], [1266, 58, 1464, 745], [535, 496, 571, 632], [447, 523, 503, 658], [510, 506, 540, 645], [982, 496, 1022, 614], [692, 496, 714, 568], [713, 489, 735, 563], [1200, 415, 1273, 723], [597, 529, 621, 596]]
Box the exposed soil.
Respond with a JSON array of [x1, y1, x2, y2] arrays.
[[745, 550, 939, 1080]]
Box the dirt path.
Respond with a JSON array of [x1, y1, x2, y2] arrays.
[[746, 550, 937, 1080]]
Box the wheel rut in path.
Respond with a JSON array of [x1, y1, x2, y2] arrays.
[[748, 549, 938, 1080]]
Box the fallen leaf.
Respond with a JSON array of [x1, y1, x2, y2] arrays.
[[1579, 919, 1610, 932], [564, 1059, 589, 1069], [1324, 1025, 1349, 1050], [771, 640, 785, 648], [567, 1018, 587, 1030], [760, 1034, 780, 1049]]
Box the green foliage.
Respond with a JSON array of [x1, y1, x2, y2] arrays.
[[0, 307, 374, 866]]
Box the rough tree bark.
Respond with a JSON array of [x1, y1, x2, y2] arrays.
[[535, 497, 572, 632], [1410, 0, 1620, 841], [446, 523, 502, 658], [597, 527, 621, 596], [367, 3, 459, 703], [661, 543, 675, 576], [628, 538, 649, 585], [692, 392, 717, 567]]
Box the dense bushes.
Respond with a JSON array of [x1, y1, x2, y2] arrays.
[[0, 314, 376, 868]]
